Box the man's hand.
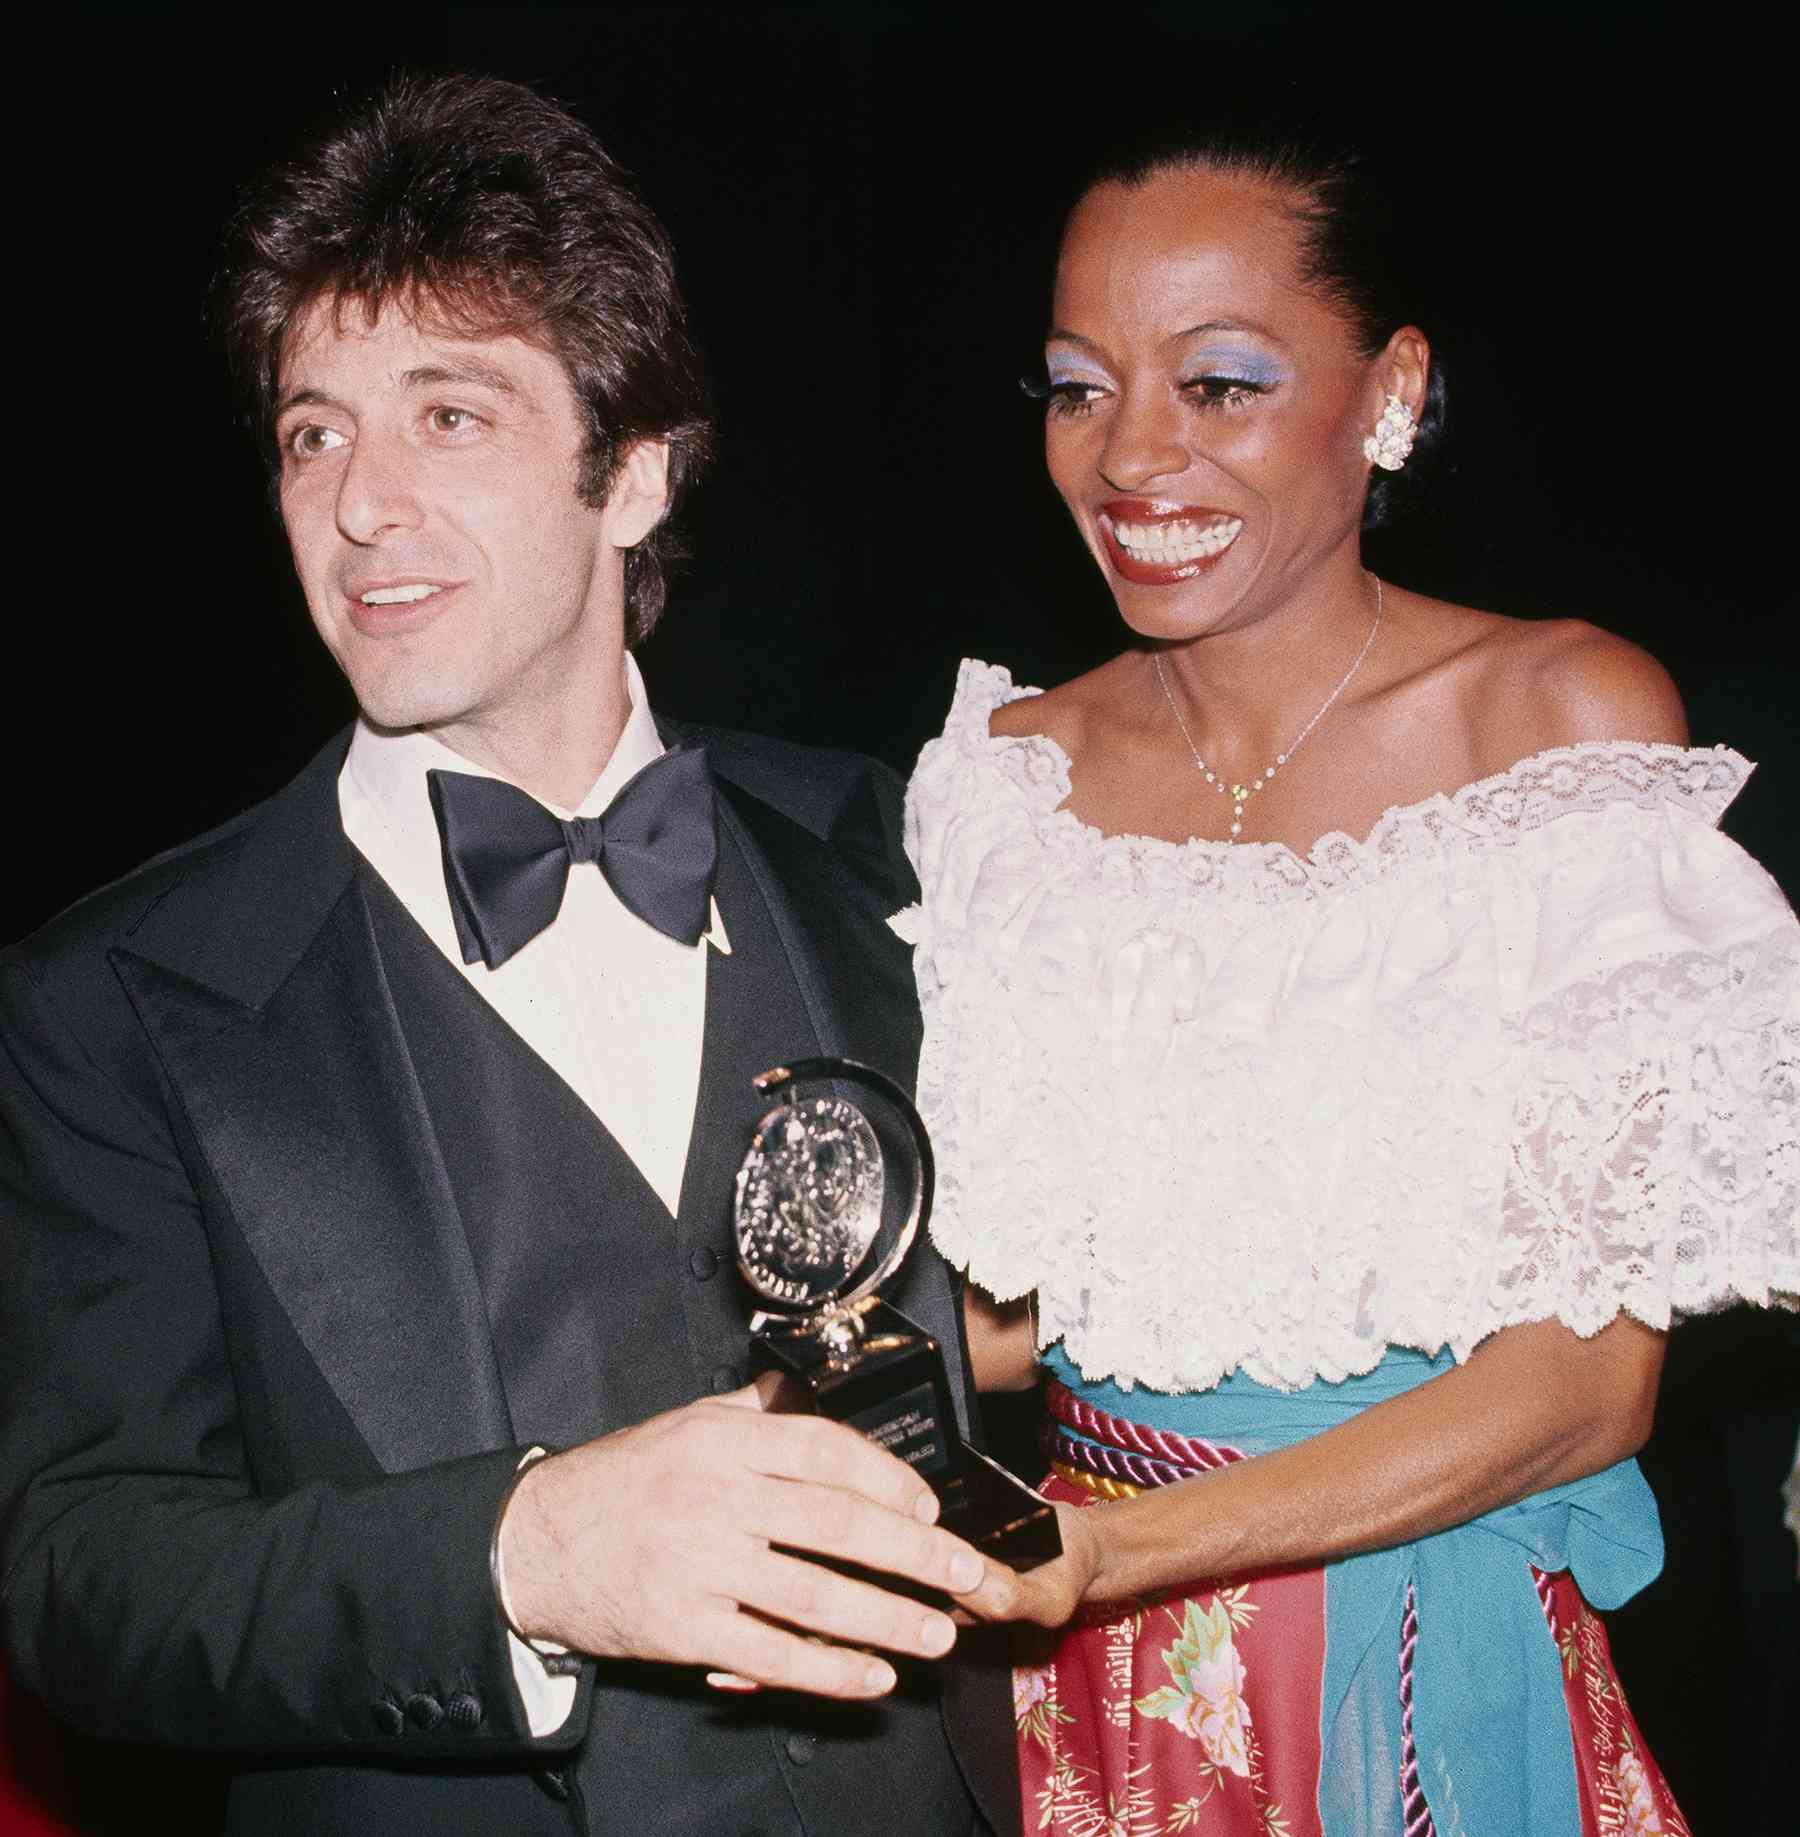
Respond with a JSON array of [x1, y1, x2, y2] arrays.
[[497, 1381, 1016, 1698]]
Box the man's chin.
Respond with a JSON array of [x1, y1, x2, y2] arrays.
[[349, 690, 473, 738], [338, 663, 479, 736], [355, 704, 433, 737]]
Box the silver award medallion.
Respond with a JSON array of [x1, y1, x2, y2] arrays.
[[734, 1095, 885, 1309], [730, 1058, 1060, 1579]]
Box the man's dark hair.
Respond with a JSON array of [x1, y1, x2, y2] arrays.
[[1081, 119, 1447, 530], [215, 70, 713, 645]]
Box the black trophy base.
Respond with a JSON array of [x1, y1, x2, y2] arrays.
[[934, 1444, 1064, 1572], [753, 1301, 1060, 1574]]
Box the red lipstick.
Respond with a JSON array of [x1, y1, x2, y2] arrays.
[[1097, 499, 1244, 587]]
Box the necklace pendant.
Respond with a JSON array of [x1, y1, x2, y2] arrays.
[[1150, 577, 1383, 855]]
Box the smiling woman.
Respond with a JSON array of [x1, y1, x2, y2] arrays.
[[910, 116, 1798, 1837]]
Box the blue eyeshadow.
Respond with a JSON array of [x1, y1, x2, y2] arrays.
[[1186, 347, 1285, 387], [1045, 357, 1110, 386]]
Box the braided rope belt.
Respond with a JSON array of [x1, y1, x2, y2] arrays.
[[1042, 1379, 1247, 1497]]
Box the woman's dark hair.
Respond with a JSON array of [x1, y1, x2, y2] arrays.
[[214, 71, 713, 645], [1076, 122, 1446, 529]]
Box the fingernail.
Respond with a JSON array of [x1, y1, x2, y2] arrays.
[[863, 1659, 896, 1694], [948, 1550, 984, 1592], [912, 1491, 940, 1524], [920, 1614, 955, 1656]]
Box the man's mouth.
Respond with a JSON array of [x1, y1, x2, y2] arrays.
[[358, 583, 446, 606], [342, 579, 458, 635]]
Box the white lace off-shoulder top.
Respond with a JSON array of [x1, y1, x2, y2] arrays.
[[896, 660, 1800, 1394]]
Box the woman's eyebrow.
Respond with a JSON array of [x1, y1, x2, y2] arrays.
[[1045, 319, 1288, 349], [1170, 318, 1284, 346]]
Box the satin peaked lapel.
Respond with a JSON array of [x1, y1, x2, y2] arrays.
[[708, 758, 1017, 1834], [710, 778, 976, 1437], [712, 776, 920, 1085], [661, 815, 827, 1406], [108, 734, 512, 1475]]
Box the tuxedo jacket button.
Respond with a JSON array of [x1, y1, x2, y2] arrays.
[[404, 1692, 445, 1730], [785, 1731, 815, 1766], [445, 1691, 483, 1729], [371, 1700, 404, 1736], [710, 1363, 741, 1394], [689, 1245, 720, 1280]]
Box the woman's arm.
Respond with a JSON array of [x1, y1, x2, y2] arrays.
[[964, 1282, 1039, 1392], [986, 1311, 1665, 1625]]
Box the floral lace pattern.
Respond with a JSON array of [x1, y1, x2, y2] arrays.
[[901, 660, 1800, 1393]]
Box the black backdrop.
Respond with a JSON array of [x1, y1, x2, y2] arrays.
[[12, 5, 1796, 1830], [16, 2, 1797, 934]]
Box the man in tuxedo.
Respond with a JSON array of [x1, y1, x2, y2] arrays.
[[0, 73, 1019, 1835]]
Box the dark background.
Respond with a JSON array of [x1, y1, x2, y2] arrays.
[[9, 4, 1795, 1831]]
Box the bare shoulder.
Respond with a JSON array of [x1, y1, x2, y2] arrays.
[[1524, 619, 1688, 746], [987, 654, 1139, 757], [1460, 616, 1689, 763]]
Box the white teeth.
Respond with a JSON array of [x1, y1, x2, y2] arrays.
[[360, 583, 442, 605], [1111, 515, 1243, 564]]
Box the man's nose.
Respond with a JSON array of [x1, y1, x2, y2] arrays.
[[1097, 387, 1189, 493], [335, 435, 423, 543]]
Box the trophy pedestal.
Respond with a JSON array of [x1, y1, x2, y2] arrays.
[[735, 1058, 1062, 1586], [933, 1445, 1064, 1572], [755, 1301, 1061, 1572]]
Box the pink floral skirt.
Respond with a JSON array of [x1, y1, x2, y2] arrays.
[[1016, 1461, 1690, 1836]]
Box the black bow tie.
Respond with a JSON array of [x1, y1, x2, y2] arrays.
[[426, 745, 719, 970]]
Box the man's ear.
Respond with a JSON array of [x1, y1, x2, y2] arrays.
[[602, 440, 672, 549]]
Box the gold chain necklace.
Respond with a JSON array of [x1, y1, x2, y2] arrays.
[[1152, 576, 1383, 842]]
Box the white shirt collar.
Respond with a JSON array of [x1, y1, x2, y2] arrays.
[[339, 652, 729, 959]]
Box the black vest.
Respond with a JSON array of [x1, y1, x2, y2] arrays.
[[364, 806, 980, 1837]]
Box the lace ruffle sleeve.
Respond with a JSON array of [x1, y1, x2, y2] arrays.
[[1484, 786, 1797, 1339]]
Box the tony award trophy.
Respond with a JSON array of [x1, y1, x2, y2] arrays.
[[733, 1056, 1059, 1572]]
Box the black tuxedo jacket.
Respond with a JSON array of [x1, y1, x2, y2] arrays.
[[0, 722, 1018, 1836]]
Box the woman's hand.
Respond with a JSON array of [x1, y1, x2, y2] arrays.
[[973, 1503, 1106, 1628]]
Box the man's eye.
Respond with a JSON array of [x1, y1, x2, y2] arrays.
[[289, 424, 348, 458], [429, 407, 477, 434]]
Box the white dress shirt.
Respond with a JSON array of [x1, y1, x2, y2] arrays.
[[338, 652, 726, 1732]]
